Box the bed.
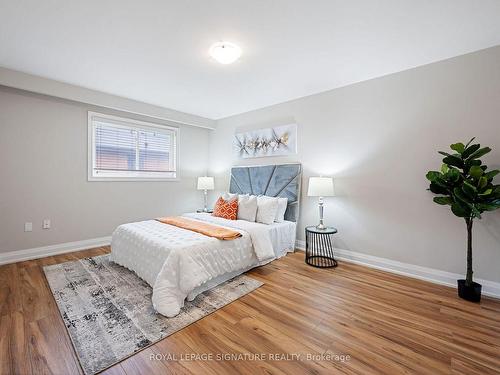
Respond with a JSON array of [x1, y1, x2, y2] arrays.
[[110, 163, 302, 317]]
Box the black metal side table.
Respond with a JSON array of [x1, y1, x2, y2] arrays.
[[305, 226, 338, 268]]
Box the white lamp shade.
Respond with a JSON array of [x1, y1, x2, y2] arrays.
[[197, 176, 214, 190], [307, 177, 335, 197]]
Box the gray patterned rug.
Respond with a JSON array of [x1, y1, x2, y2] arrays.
[[43, 255, 263, 375]]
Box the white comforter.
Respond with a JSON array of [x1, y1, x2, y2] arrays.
[[110, 213, 276, 317]]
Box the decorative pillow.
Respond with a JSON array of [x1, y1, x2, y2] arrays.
[[256, 196, 279, 224], [237, 195, 258, 222], [222, 192, 239, 201], [212, 197, 238, 220], [275, 197, 288, 222]]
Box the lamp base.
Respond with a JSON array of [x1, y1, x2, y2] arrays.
[[316, 197, 326, 230], [203, 189, 208, 212]]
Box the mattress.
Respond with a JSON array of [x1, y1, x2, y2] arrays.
[[110, 213, 296, 317], [266, 220, 297, 257], [182, 217, 296, 301]]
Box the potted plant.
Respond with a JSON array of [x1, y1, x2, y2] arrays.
[[426, 138, 500, 302]]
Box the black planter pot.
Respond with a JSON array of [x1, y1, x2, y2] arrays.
[[457, 279, 482, 302]]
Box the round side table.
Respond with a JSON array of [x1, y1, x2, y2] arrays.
[[305, 226, 338, 268]]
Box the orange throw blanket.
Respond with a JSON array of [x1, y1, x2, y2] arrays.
[[156, 216, 242, 240]]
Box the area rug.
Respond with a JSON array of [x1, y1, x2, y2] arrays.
[[43, 255, 263, 375]]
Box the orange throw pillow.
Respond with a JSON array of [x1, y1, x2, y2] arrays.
[[212, 196, 238, 220]]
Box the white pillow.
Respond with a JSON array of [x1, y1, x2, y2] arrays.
[[223, 192, 248, 202], [275, 197, 288, 222], [237, 195, 258, 222], [256, 196, 279, 225]]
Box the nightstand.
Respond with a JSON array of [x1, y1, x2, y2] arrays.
[[305, 226, 338, 268], [196, 209, 213, 213]]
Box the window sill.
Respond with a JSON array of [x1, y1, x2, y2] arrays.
[[87, 176, 180, 182]]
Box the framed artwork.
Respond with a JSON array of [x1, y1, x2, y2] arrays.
[[234, 124, 297, 159]]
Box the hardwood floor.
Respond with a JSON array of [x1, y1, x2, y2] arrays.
[[1, 247, 499, 375]]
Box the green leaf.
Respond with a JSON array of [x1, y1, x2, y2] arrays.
[[469, 165, 484, 179], [477, 202, 500, 211], [433, 196, 453, 205], [434, 177, 450, 189], [485, 170, 499, 180], [478, 176, 488, 189], [462, 144, 480, 159], [479, 188, 493, 196], [426, 171, 441, 182], [438, 151, 451, 157], [450, 143, 465, 153], [464, 160, 481, 174], [451, 202, 470, 217], [429, 183, 448, 195], [453, 187, 472, 204], [441, 164, 449, 174], [462, 181, 477, 198], [459, 197, 475, 210], [464, 137, 476, 148], [445, 168, 460, 183], [467, 159, 482, 167], [442, 155, 464, 169], [467, 147, 491, 160]]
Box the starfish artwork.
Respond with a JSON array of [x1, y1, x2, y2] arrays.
[[234, 124, 297, 159]]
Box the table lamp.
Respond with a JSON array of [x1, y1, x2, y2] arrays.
[[307, 177, 335, 229], [197, 176, 214, 212]]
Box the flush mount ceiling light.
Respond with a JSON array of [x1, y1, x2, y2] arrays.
[[209, 41, 242, 64]]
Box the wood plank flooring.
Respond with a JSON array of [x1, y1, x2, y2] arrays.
[[0, 247, 499, 374]]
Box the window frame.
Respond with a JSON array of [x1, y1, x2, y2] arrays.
[[87, 111, 180, 182]]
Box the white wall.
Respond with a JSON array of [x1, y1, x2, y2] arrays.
[[1, 46, 498, 284], [209, 46, 500, 283], [0, 67, 216, 129], [0, 87, 210, 253]]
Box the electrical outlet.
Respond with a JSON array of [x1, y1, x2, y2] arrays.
[[24, 222, 33, 232], [43, 219, 51, 229]]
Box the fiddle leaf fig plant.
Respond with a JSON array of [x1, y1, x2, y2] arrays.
[[426, 138, 500, 289]]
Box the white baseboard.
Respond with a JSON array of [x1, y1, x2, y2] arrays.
[[295, 240, 500, 299], [2, 237, 498, 299], [0, 236, 112, 266]]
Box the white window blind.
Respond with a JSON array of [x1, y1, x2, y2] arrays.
[[88, 112, 178, 180]]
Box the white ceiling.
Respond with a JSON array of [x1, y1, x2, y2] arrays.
[[1, 1, 500, 120]]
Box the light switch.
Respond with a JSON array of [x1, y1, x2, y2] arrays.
[[24, 222, 33, 232], [43, 219, 51, 229]]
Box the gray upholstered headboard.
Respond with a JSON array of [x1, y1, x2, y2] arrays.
[[229, 163, 302, 222]]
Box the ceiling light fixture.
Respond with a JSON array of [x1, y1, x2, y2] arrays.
[[209, 41, 242, 64]]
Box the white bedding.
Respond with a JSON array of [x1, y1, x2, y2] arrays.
[[110, 213, 295, 317], [183, 213, 296, 258]]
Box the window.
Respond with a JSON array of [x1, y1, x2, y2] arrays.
[[88, 112, 178, 181]]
